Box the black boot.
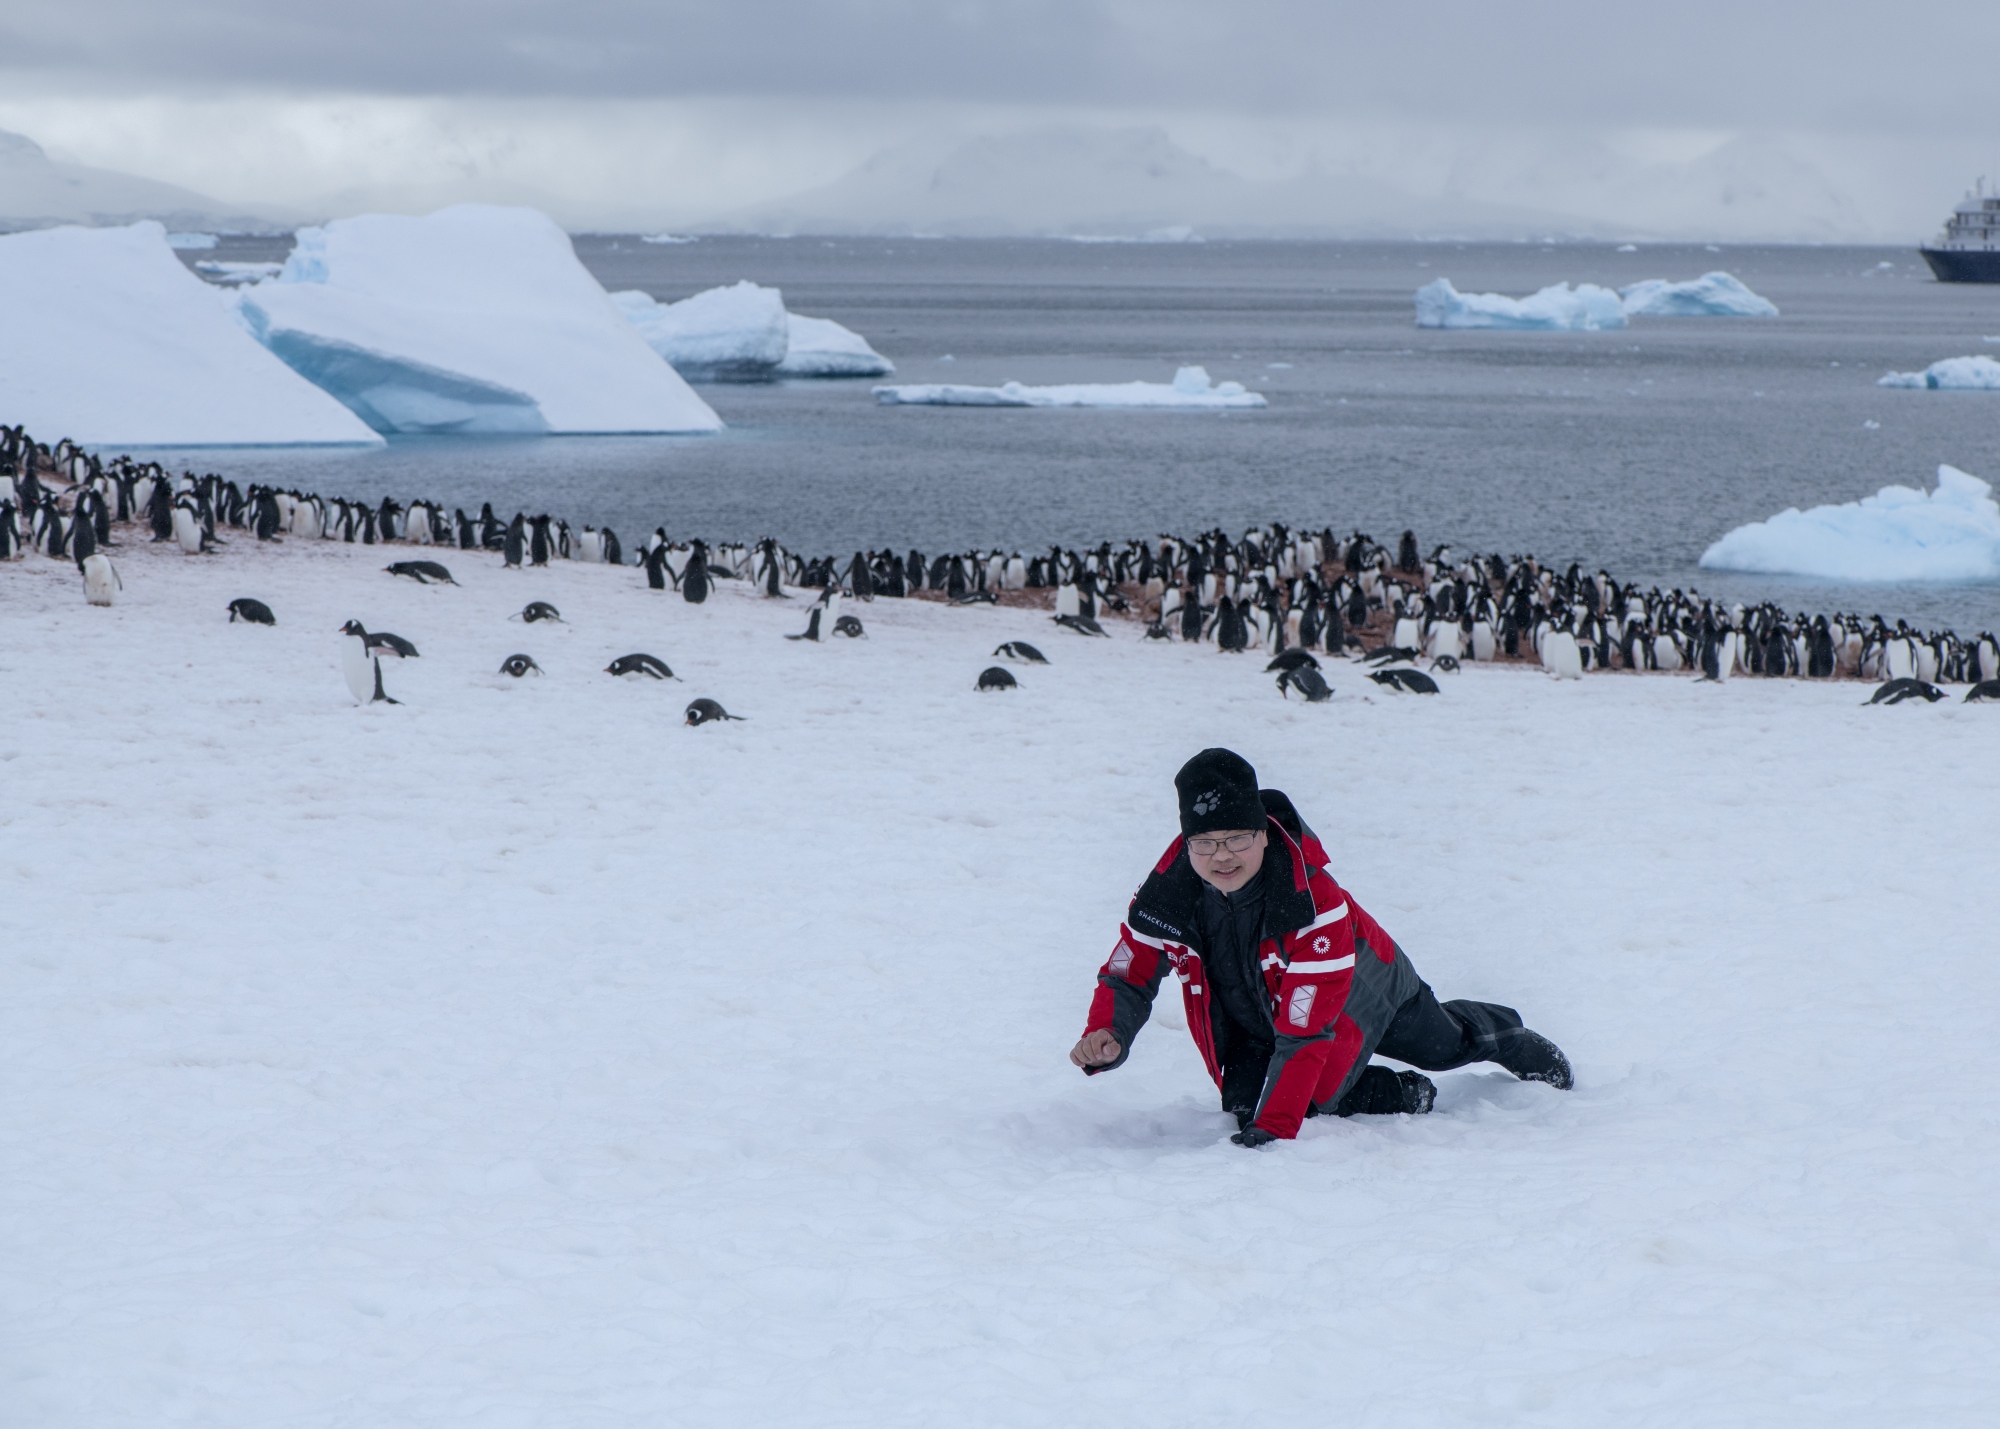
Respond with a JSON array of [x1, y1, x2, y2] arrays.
[[1494, 1029, 1573, 1090], [1331, 1064, 1436, 1116]]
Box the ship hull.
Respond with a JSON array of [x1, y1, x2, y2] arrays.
[[1920, 247, 2000, 283]]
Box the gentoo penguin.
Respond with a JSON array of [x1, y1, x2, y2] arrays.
[[1265, 649, 1320, 674], [340, 623, 401, 705], [833, 615, 866, 638], [682, 543, 711, 604], [1215, 597, 1249, 652], [1276, 666, 1333, 702], [503, 515, 526, 568], [499, 654, 543, 678], [386, 560, 457, 585], [1542, 628, 1584, 680], [642, 544, 671, 590], [1369, 668, 1439, 694], [994, 641, 1049, 664], [227, 598, 275, 625], [1362, 644, 1418, 666], [338, 620, 420, 660], [529, 515, 553, 567], [1430, 655, 1461, 673], [1053, 613, 1109, 638], [1055, 580, 1081, 619], [1866, 678, 1943, 705], [975, 666, 1019, 691], [516, 601, 562, 623], [685, 698, 743, 725], [787, 607, 824, 642], [1963, 680, 2000, 703], [172, 500, 203, 555], [81, 552, 120, 607], [606, 654, 675, 679]]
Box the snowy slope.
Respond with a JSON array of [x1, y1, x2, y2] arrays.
[[234, 206, 722, 435], [3, 535, 1997, 1426], [0, 222, 382, 447]]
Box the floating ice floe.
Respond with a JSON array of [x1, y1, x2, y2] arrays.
[[640, 233, 697, 245], [1698, 464, 2000, 582], [1414, 278, 1628, 331], [1876, 356, 2000, 390], [164, 232, 218, 250], [1618, 271, 1779, 317], [195, 259, 283, 284], [233, 205, 721, 435], [873, 365, 1265, 409], [613, 281, 894, 379], [0, 221, 381, 446]]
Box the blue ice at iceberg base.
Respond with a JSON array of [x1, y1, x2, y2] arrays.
[[1698, 465, 2000, 582], [1414, 278, 1627, 331]]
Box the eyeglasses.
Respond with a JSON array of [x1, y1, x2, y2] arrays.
[[1188, 832, 1259, 857]]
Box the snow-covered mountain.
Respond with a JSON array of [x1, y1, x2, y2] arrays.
[[704, 127, 1589, 240], [0, 129, 286, 234]]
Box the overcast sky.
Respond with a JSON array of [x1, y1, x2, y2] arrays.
[[2, 1, 1995, 233]]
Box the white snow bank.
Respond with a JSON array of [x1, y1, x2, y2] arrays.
[[234, 205, 721, 435], [6, 534, 1998, 1424], [1619, 271, 1779, 317], [776, 312, 895, 377], [1877, 356, 2000, 390], [1699, 464, 2000, 581], [614, 282, 895, 378], [613, 281, 789, 376], [1414, 278, 1627, 331], [0, 222, 381, 446], [874, 365, 1265, 408]]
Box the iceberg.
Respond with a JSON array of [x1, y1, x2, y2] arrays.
[[1415, 278, 1627, 331], [1876, 356, 2000, 390], [614, 282, 895, 379], [195, 259, 283, 284], [776, 314, 895, 377], [0, 221, 381, 446], [1698, 465, 2000, 582], [613, 281, 789, 378], [1619, 271, 1779, 317], [234, 205, 720, 435], [873, 366, 1265, 409]]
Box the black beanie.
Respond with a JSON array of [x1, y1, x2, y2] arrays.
[[1175, 748, 1266, 837]]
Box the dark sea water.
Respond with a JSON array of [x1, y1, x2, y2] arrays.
[[159, 235, 2000, 633]]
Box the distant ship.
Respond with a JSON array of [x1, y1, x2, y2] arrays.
[[1919, 179, 2000, 282]]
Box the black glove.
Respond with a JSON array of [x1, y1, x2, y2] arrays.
[[1230, 1126, 1279, 1149]]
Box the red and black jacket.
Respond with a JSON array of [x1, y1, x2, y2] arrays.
[[1082, 799, 1401, 1139]]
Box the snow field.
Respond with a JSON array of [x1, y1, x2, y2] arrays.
[[4, 536, 1999, 1426]]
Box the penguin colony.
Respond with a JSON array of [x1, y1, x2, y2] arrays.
[[7, 423, 1999, 706]]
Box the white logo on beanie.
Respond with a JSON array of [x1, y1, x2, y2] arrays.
[[1194, 790, 1221, 815]]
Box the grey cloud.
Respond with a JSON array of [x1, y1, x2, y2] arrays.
[[3, 0, 1996, 133]]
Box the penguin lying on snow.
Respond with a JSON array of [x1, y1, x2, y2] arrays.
[[228, 598, 275, 625], [499, 654, 543, 678], [515, 601, 561, 624], [1966, 680, 2000, 703], [1053, 614, 1109, 638], [994, 641, 1049, 664], [833, 615, 866, 638], [339, 621, 406, 705], [1370, 668, 1439, 694], [1266, 649, 1320, 674], [952, 592, 999, 605], [339, 621, 419, 660], [976, 666, 1018, 691], [1866, 677, 1944, 705], [1276, 666, 1333, 702], [1362, 645, 1419, 666], [685, 698, 743, 726], [606, 653, 675, 679], [1431, 655, 1461, 673], [385, 560, 457, 585]]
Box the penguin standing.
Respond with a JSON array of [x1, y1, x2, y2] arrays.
[[683, 542, 711, 604], [340, 622, 401, 705], [503, 514, 526, 568], [172, 498, 203, 555], [642, 543, 670, 590]]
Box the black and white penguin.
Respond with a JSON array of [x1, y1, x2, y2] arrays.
[[1964, 680, 2000, 703], [786, 608, 824, 642], [340, 622, 402, 705], [994, 641, 1049, 664], [529, 515, 553, 567], [339, 620, 420, 660], [1265, 649, 1319, 674], [682, 542, 711, 604], [227, 598, 275, 625], [516, 601, 562, 623], [1053, 613, 1109, 638], [386, 560, 457, 585], [1215, 597, 1249, 652], [499, 654, 543, 678], [606, 654, 675, 679], [503, 515, 526, 568], [976, 666, 1018, 691], [833, 615, 866, 638], [1430, 655, 1460, 673], [1370, 668, 1440, 694], [1276, 666, 1333, 702], [81, 552, 120, 607], [685, 698, 744, 725], [1866, 677, 1944, 705]]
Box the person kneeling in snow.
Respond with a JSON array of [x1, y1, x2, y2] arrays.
[[1069, 748, 1571, 1148]]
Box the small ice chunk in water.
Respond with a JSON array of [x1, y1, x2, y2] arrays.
[[1414, 278, 1627, 331], [1877, 356, 2000, 390], [1699, 464, 2000, 581]]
